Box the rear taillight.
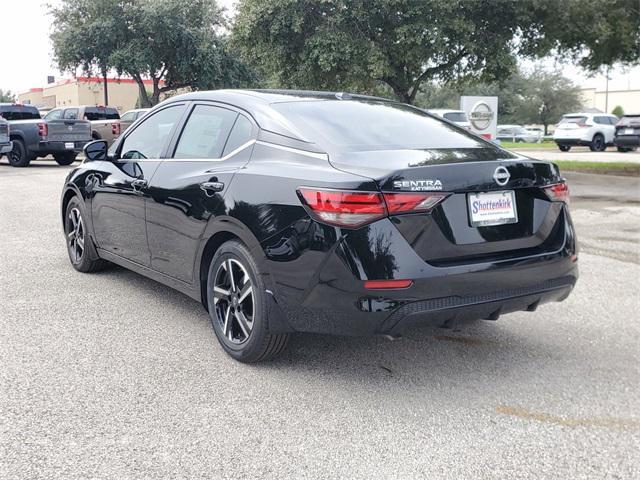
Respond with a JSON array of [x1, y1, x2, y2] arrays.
[[297, 188, 448, 228], [112, 122, 121, 136], [38, 122, 48, 138], [364, 279, 413, 290], [577, 123, 589, 128], [544, 182, 569, 204]]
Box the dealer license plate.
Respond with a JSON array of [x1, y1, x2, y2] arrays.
[[468, 190, 518, 227], [65, 142, 75, 149]]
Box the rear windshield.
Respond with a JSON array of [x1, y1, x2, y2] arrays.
[[84, 107, 121, 121], [271, 100, 488, 152], [0, 106, 41, 120], [560, 116, 587, 124], [443, 112, 468, 122]]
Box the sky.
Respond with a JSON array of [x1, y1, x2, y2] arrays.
[[1, 0, 638, 96]]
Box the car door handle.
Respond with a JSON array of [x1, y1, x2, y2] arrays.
[[200, 181, 225, 196], [132, 179, 148, 191]]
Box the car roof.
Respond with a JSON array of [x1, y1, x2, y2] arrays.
[[563, 112, 616, 117], [428, 109, 465, 114], [497, 124, 524, 128], [161, 89, 404, 146]]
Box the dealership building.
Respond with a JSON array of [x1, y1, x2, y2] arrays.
[[580, 87, 640, 114], [18, 77, 161, 113]]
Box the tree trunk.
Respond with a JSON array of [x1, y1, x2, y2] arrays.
[[101, 68, 109, 106], [543, 123, 548, 136], [150, 78, 161, 106], [134, 77, 151, 108]]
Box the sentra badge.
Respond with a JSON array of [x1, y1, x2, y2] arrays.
[[393, 179, 443, 191]]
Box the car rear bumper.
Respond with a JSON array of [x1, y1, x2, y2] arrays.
[[614, 135, 640, 147], [266, 210, 578, 336], [38, 140, 89, 154], [554, 139, 591, 146], [0, 141, 12, 154]]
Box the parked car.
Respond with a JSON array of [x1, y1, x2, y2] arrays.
[[497, 125, 539, 143], [63, 89, 577, 363], [613, 114, 640, 152], [427, 109, 471, 129], [525, 127, 544, 142], [45, 106, 121, 146], [0, 117, 12, 158], [0, 103, 92, 167], [119, 108, 150, 133], [553, 112, 618, 152]]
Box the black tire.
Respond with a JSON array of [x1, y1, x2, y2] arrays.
[[206, 240, 289, 363], [54, 152, 77, 165], [589, 134, 606, 152], [64, 197, 107, 273], [8, 139, 30, 167], [558, 144, 571, 152]]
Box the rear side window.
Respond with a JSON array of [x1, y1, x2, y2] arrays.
[[443, 112, 467, 122], [173, 105, 238, 159], [222, 115, 254, 156], [271, 100, 488, 152], [560, 116, 587, 124], [105, 108, 120, 120], [0, 106, 41, 120], [63, 108, 79, 120], [45, 109, 63, 120], [594, 116, 609, 125]]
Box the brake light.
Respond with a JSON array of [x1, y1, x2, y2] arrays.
[[544, 183, 569, 204], [297, 188, 448, 228], [112, 122, 120, 136], [38, 122, 48, 138], [364, 279, 413, 290]]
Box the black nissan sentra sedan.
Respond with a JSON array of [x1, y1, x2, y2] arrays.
[[61, 90, 578, 362]]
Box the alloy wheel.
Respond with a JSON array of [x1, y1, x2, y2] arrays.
[[67, 208, 85, 263], [213, 258, 255, 344]]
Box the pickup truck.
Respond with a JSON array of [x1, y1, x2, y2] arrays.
[[0, 118, 11, 158], [0, 103, 92, 167], [44, 106, 121, 146]]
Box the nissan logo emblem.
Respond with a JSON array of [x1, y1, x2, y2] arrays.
[[469, 101, 494, 130], [493, 166, 510, 186]]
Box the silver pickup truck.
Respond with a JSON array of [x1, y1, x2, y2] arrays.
[[0, 118, 11, 157], [0, 103, 92, 167], [45, 106, 121, 146]]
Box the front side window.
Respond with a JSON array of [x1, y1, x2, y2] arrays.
[[120, 105, 185, 160], [173, 105, 238, 159]]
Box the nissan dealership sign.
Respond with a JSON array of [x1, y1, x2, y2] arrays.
[[460, 96, 498, 140]]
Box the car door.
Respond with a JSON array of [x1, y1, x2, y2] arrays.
[[90, 104, 187, 266], [145, 103, 257, 283]]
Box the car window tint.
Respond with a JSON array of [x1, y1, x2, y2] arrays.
[[222, 115, 254, 156], [560, 116, 587, 124], [120, 105, 185, 160], [63, 108, 79, 120], [272, 100, 487, 152], [45, 109, 63, 120], [173, 105, 238, 159], [84, 108, 104, 121], [0, 106, 41, 120], [105, 108, 120, 120]]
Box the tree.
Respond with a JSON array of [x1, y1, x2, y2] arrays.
[[0, 89, 15, 103], [612, 105, 624, 117], [51, 0, 126, 106], [50, 0, 256, 107], [233, 0, 551, 103], [529, 0, 640, 72]]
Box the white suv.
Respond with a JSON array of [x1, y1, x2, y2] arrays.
[[553, 112, 618, 152]]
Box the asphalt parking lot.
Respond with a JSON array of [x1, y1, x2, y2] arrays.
[[1, 160, 639, 479]]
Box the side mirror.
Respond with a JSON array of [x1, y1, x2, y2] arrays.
[[84, 140, 109, 162]]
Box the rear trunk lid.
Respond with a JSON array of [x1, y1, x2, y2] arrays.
[[329, 147, 566, 265], [46, 119, 92, 142]]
